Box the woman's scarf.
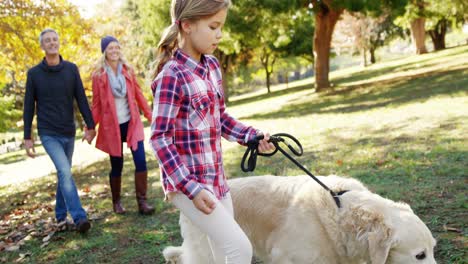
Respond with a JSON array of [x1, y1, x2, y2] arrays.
[[105, 63, 127, 98]]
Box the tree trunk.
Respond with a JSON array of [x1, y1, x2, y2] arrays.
[[266, 70, 271, 94], [370, 47, 376, 64], [362, 48, 368, 67], [428, 19, 447, 51], [314, 6, 343, 92], [410, 18, 427, 54], [260, 48, 276, 94]]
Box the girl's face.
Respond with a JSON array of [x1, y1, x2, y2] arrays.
[[105, 41, 121, 62], [181, 8, 227, 61]]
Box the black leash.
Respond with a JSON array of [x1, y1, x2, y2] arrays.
[[241, 133, 345, 208]]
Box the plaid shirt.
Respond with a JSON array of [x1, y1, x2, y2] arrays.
[[150, 49, 257, 200]]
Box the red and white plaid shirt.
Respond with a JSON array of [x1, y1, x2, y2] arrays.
[[150, 49, 257, 200]]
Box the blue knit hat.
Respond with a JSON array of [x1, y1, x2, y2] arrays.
[[101, 35, 118, 53]]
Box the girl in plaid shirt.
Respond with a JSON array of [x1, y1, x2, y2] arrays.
[[150, 0, 273, 262]]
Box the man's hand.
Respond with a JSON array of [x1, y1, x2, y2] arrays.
[[82, 128, 96, 144], [193, 189, 216, 215], [24, 139, 36, 158]]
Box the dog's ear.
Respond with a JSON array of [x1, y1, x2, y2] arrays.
[[368, 230, 392, 264], [340, 193, 394, 264]]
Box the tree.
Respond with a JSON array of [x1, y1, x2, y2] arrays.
[[0, 96, 21, 132], [334, 11, 402, 65], [226, 1, 314, 94], [120, 0, 171, 79], [305, 0, 408, 91], [368, 14, 403, 63], [425, 0, 468, 51], [402, 0, 428, 54], [309, 1, 343, 91], [0, 0, 96, 110]]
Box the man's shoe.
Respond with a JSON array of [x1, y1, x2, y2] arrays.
[[76, 219, 91, 234]]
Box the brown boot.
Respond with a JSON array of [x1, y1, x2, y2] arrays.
[[134, 171, 155, 215], [110, 176, 126, 214]]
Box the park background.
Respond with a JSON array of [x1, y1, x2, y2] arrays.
[[0, 0, 467, 263]]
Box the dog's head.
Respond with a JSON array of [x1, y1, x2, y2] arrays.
[[341, 192, 437, 264], [384, 204, 437, 264]]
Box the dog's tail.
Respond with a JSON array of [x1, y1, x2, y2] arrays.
[[163, 246, 184, 264]]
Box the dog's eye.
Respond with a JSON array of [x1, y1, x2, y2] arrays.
[[415, 251, 426, 260]]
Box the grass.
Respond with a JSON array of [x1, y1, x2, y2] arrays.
[[1, 45, 467, 263]]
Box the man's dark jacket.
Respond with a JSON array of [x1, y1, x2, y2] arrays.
[[23, 56, 95, 139]]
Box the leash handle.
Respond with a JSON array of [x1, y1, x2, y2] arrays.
[[240, 133, 267, 172], [242, 133, 300, 171], [267, 133, 303, 156]]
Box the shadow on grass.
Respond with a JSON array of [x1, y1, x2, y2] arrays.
[[331, 46, 468, 86], [227, 82, 314, 107], [244, 67, 468, 120], [0, 152, 47, 165]]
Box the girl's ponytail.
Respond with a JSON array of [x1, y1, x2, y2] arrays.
[[151, 23, 179, 80]]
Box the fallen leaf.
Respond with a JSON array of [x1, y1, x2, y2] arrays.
[[15, 252, 31, 263], [88, 214, 104, 221], [42, 232, 55, 243], [40, 242, 49, 249], [376, 159, 385, 166], [5, 245, 20, 252], [7, 231, 26, 242], [19, 253, 31, 258], [12, 210, 24, 217], [83, 186, 91, 193], [443, 225, 462, 233]]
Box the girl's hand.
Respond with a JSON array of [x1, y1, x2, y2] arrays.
[[258, 132, 275, 153], [193, 189, 216, 215]]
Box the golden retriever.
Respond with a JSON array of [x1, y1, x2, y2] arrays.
[[163, 175, 437, 264]]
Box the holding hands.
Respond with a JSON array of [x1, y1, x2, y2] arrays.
[[82, 128, 96, 144]]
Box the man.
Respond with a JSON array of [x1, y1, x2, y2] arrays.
[[23, 28, 96, 233]]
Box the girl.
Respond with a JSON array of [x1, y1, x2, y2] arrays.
[[91, 36, 155, 215], [149, 0, 273, 263]]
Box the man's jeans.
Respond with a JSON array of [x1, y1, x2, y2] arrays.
[[40, 135, 87, 223]]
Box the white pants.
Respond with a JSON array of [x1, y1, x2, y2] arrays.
[[172, 192, 253, 264]]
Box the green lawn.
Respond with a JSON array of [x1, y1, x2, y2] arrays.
[[1, 45, 467, 263]]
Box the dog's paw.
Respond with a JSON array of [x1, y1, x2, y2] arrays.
[[163, 246, 184, 264]]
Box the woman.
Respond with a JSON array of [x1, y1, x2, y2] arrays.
[[91, 36, 154, 215]]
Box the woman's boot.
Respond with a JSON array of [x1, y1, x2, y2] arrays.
[[110, 176, 126, 214], [134, 171, 155, 215]]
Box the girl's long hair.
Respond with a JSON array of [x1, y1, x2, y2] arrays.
[[150, 0, 230, 80]]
